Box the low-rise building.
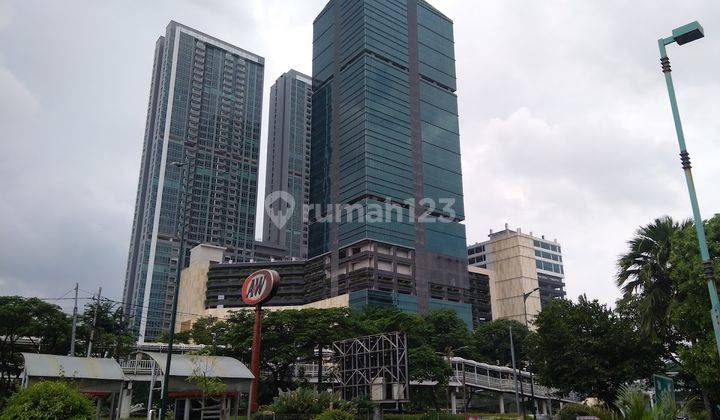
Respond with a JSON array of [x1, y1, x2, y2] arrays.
[[176, 243, 493, 331]]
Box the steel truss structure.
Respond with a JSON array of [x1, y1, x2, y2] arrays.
[[332, 332, 410, 403]]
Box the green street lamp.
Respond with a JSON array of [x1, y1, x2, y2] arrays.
[[658, 21, 720, 357]]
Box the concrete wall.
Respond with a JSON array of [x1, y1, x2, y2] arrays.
[[487, 234, 542, 327], [176, 244, 224, 332], [186, 294, 352, 327]]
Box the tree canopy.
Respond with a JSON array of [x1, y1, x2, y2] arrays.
[[531, 296, 661, 404], [616, 214, 720, 417]]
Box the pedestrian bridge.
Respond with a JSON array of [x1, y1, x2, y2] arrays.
[[294, 355, 581, 408], [447, 356, 580, 403]]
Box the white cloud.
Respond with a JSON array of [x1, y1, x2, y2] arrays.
[[0, 0, 719, 308]]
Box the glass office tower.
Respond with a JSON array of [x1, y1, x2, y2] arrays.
[[123, 21, 264, 341], [263, 70, 313, 259], [308, 0, 469, 313]]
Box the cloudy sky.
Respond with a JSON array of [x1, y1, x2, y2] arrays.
[[1, 0, 719, 312]]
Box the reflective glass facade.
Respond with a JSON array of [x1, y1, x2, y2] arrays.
[[123, 21, 264, 341], [309, 0, 469, 312], [263, 70, 312, 259]]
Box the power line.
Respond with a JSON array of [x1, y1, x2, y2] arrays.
[[99, 296, 209, 319]]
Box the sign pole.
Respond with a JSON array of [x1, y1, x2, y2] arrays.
[[240, 268, 280, 414], [250, 305, 262, 413]]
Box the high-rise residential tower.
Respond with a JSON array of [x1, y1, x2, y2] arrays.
[[263, 70, 312, 259], [308, 0, 469, 314], [123, 21, 264, 341]]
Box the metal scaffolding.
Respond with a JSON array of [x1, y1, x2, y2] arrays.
[[332, 332, 410, 403]]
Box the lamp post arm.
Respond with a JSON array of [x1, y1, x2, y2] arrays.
[[658, 38, 720, 358]]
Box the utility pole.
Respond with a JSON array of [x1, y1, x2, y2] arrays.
[[86, 287, 102, 357], [114, 307, 125, 361], [159, 160, 191, 420], [509, 327, 521, 416], [69, 282, 79, 356], [523, 288, 540, 418]]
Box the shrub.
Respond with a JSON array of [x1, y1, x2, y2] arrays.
[[315, 408, 355, 420], [384, 414, 464, 420], [0, 381, 93, 420], [264, 387, 351, 417], [558, 402, 616, 420]]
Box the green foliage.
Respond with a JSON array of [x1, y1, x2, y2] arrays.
[[615, 386, 650, 420], [616, 216, 687, 341], [0, 296, 71, 404], [384, 414, 464, 420], [262, 387, 350, 416], [78, 301, 134, 359], [617, 214, 720, 412], [558, 403, 616, 420], [0, 380, 93, 420], [531, 296, 661, 404], [183, 306, 469, 409], [421, 310, 472, 357], [384, 413, 518, 420], [408, 345, 452, 385], [471, 319, 530, 368], [314, 408, 354, 420], [614, 385, 678, 420], [186, 350, 228, 397]]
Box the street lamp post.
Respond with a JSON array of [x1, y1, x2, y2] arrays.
[[523, 287, 539, 418], [658, 21, 720, 358], [509, 327, 523, 417], [159, 160, 191, 420]]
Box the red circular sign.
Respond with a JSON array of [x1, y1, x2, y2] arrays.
[[241, 269, 281, 306]]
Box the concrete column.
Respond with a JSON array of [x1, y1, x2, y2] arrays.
[[451, 391, 457, 414], [95, 398, 102, 420], [540, 400, 547, 415], [183, 397, 191, 420], [548, 399, 553, 416], [120, 387, 133, 419], [499, 394, 505, 414]]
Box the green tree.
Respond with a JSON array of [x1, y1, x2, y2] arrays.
[[186, 350, 228, 419], [472, 319, 530, 368], [531, 296, 660, 404], [0, 381, 93, 420], [667, 215, 720, 417], [294, 308, 356, 389], [351, 307, 427, 345], [0, 297, 70, 405], [78, 301, 134, 359], [407, 344, 452, 411], [617, 216, 688, 347], [617, 215, 720, 418], [422, 309, 472, 358]]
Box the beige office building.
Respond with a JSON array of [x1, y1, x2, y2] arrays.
[[468, 224, 566, 327]]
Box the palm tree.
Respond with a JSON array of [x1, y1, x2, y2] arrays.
[[616, 216, 688, 337]]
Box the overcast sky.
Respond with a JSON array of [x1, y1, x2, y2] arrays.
[[1, 0, 719, 312]]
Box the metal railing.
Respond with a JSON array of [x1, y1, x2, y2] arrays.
[[449, 363, 580, 402], [119, 359, 155, 375]]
